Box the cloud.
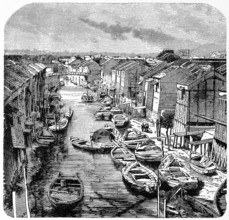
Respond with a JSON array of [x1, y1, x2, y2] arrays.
[[79, 18, 132, 40], [132, 28, 175, 44], [79, 17, 175, 45]]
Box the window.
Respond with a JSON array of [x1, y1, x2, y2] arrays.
[[181, 88, 185, 100], [155, 83, 159, 92]]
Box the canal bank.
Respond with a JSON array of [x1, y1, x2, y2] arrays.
[[6, 85, 225, 218], [26, 86, 159, 217]]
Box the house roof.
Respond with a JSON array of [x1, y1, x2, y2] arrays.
[[4, 68, 25, 92], [71, 59, 100, 69], [178, 69, 226, 88], [119, 61, 138, 71], [142, 61, 169, 79], [26, 65, 38, 76], [29, 63, 46, 72], [6, 65, 31, 80], [157, 51, 180, 62], [112, 61, 136, 71]]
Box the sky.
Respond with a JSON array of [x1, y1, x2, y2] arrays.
[[4, 3, 226, 54]]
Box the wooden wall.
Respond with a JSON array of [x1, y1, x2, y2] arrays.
[[146, 82, 154, 110], [188, 76, 225, 125], [173, 88, 189, 132]]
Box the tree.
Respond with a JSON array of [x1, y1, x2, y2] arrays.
[[160, 110, 175, 144]]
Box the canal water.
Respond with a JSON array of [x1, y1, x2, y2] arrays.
[[28, 85, 159, 217]]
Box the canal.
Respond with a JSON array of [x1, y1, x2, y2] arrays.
[[28, 85, 159, 217]]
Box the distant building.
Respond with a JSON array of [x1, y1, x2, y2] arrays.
[[111, 61, 148, 103], [178, 49, 190, 58], [156, 49, 180, 63], [210, 51, 226, 59], [100, 58, 120, 95], [67, 59, 101, 85]]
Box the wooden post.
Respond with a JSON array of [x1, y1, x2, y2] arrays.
[[157, 170, 160, 217], [168, 136, 170, 151], [163, 199, 166, 218], [161, 140, 164, 158], [13, 191, 16, 218], [189, 144, 193, 161], [23, 167, 30, 218]]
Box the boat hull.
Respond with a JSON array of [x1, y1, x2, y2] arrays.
[[122, 162, 158, 196], [70, 137, 113, 153], [48, 173, 84, 211]]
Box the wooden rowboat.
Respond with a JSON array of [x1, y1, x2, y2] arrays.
[[122, 161, 158, 196], [190, 154, 217, 175], [135, 141, 163, 163], [48, 172, 84, 210], [159, 166, 198, 190], [70, 136, 114, 153], [159, 154, 198, 190], [49, 118, 69, 132], [35, 127, 55, 147], [110, 144, 136, 167]]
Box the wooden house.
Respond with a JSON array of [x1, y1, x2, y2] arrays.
[[100, 58, 120, 94], [173, 63, 226, 133], [68, 59, 101, 85], [112, 61, 148, 103], [142, 59, 190, 122], [211, 86, 227, 171]]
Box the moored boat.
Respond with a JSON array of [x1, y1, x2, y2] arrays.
[[122, 161, 158, 196], [110, 144, 136, 167], [159, 166, 198, 190], [120, 128, 149, 150], [159, 154, 198, 190], [81, 92, 94, 102], [70, 136, 114, 153], [35, 127, 55, 147], [48, 172, 84, 210], [189, 153, 217, 175], [49, 117, 69, 132], [135, 141, 163, 163]]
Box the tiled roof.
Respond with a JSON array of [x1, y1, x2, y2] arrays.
[[112, 61, 135, 71], [4, 68, 25, 91], [142, 62, 168, 79], [35, 63, 47, 70], [72, 59, 100, 69], [29, 63, 41, 72], [7, 64, 32, 80], [29, 63, 46, 72], [178, 73, 199, 86], [119, 61, 137, 71], [26, 65, 38, 76]]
